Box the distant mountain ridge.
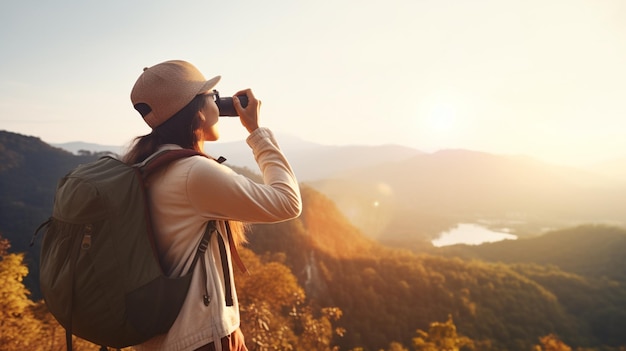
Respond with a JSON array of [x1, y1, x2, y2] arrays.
[[51, 136, 626, 181], [52, 135, 422, 182], [52, 141, 126, 156]]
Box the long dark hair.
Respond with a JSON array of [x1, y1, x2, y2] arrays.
[[123, 94, 210, 164]]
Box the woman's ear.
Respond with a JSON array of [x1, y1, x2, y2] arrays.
[[197, 111, 206, 122]]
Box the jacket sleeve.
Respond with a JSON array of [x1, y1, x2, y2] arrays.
[[186, 127, 302, 223]]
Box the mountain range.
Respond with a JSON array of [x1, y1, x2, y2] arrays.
[[52, 134, 626, 243]]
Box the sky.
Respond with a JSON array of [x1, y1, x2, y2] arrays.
[[1, 0, 625, 167]]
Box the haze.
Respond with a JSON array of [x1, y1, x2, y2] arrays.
[[1, 0, 625, 167]]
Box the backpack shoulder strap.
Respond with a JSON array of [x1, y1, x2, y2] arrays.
[[140, 149, 205, 179]]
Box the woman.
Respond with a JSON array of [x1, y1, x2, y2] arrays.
[[124, 60, 302, 351]]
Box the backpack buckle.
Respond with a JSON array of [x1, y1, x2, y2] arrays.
[[81, 224, 93, 250]]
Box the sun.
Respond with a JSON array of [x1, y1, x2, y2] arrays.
[[412, 95, 468, 148], [429, 103, 456, 132]]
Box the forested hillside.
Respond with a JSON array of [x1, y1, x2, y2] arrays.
[[2, 130, 626, 351], [437, 225, 626, 281], [247, 187, 626, 350]]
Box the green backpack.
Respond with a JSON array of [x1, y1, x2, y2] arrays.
[[33, 149, 215, 350]]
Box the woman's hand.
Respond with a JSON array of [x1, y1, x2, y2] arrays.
[[229, 328, 249, 351], [233, 89, 260, 134]]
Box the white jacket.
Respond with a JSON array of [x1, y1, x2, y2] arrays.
[[135, 128, 302, 351]]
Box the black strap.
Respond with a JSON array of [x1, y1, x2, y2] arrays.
[[66, 330, 72, 351], [216, 233, 234, 306], [65, 224, 91, 351], [30, 217, 52, 247], [194, 221, 216, 306], [190, 221, 214, 268], [200, 254, 211, 306]]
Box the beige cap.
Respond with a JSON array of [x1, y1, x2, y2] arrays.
[[131, 60, 220, 128]]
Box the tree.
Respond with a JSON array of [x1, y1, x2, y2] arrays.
[[412, 315, 474, 351], [0, 252, 42, 350], [532, 334, 572, 351], [289, 299, 344, 351], [236, 248, 344, 350], [0, 233, 9, 255], [385, 341, 410, 351]]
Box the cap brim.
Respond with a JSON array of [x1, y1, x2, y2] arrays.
[[198, 75, 221, 94]]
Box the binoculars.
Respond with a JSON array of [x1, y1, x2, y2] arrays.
[[217, 94, 249, 117]]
